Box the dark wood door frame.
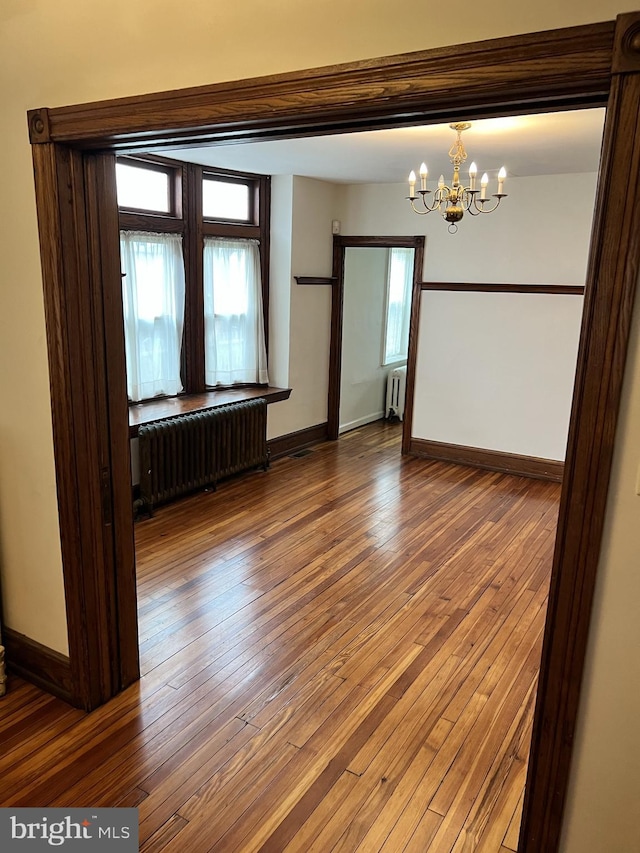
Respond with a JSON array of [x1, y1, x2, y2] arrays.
[[27, 13, 640, 852], [328, 235, 425, 442]]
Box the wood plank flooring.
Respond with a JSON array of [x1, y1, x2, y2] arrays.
[[0, 422, 559, 852]]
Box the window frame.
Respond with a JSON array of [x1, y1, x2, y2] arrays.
[[116, 154, 270, 401], [381, 246, 415, 367], [116, 156, 182, 219], [202, 169, 257, 225]]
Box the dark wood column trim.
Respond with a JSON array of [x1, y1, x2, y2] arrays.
[[31, 143, 122, 709], [84, 153, 140, 692], [327, 237, 345, 440], [520, 11, 640, 852], [402, 240, 425, 455], [184, 163, 205, 392]]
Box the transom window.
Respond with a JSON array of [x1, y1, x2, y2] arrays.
[[116, 161, 173, 214], [203, 177, 252, 222]]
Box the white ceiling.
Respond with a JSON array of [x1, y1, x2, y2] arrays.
[[162, 108, 606, 185]]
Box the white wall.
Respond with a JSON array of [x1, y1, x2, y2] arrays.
[[341, 172, 599, 283], [1, 3, 639, 848], [340, 247, 390, 432], [342, 173, 595, 459], [267, 176, 340, 439], [413, 291, 583, 459], [268, 175, 294, 391]]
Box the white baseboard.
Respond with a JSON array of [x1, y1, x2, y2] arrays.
[[338, 411, 385, 435]]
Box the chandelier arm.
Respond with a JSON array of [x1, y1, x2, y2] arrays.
[[470, 194, 506, 215], [408, 198, 436, 215], [461, 186, 478, 210], [408, 193, 443, 214]]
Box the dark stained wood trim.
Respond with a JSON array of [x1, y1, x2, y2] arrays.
[[85, 153, 140, 692], [294, 276, 336, 285], [128, 386, 291, 436], [327, 237, 344, 441], [612, 10, 640, 72], [32, 143, 123, 710], [201, 221, 261, 239], [26, 16, 640, 852], [421, 282, 585, 295], [267, 422, 329, 459], [258, 174, 271, 356], [402, 240, 425, 455], [337, 236, 424, 249], [184, 163, 205, 393], [27, 107, 51, 144], [328, 235, 424, 441], [28, 22, 614, 149], [521, 13, 640, 851], [118, 212, 184, 233], [409, 438, 564, 482], [3, 628, 73, 705]]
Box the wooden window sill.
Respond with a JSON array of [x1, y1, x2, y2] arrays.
[[128, 386, 291, 437]]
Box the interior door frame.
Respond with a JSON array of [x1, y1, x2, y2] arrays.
[[328, 235, 424, 441], [27, 13, 640, 852]]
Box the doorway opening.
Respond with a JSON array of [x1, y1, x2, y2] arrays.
[[119, 107, 600, 850]]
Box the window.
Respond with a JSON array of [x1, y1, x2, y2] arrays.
[[120, 231, 186, 402], [116, 161, 173, 214], [203, 238, 268, 386], [203, 178, 251, 222], [116, 156, 270, 402], [383, 247, 414, 365]]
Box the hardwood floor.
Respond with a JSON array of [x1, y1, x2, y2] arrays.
[[0, 422, 559, 852]]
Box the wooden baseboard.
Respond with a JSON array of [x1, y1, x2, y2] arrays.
[[3, 627, 73, 704], [268, 422, 329, 460], [409, 438, 564, 482]]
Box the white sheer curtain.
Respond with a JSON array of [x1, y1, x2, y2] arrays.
[[203, 237, 269, 386], [120, 231, 185, 402], [383, 247, 414, 364]]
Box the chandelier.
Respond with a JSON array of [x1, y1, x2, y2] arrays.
[[407, 122, 507, 233]]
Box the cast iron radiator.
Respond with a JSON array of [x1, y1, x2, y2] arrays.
[[137, 398, 269, 511]]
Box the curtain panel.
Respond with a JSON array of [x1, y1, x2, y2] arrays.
[[203, 237, 269, 387], [120, 231, 186, 402]]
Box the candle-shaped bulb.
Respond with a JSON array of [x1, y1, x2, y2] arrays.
[[408, 170, 416, 197], [498, 166, 506, 194], [438, 174, 445, 189], [419, 162, 428, 191], [469, 161, 477, 191], [480, 172, 489, 200]]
